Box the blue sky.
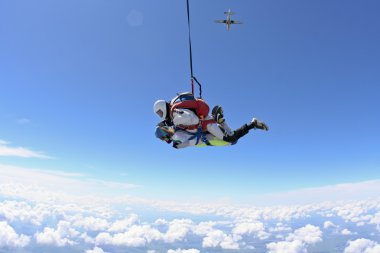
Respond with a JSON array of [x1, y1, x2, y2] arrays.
[[1, 1, 380, 252], [1, 0, 380, 204]]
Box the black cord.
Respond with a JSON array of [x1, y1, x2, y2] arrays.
[[186, 0, 202, 98], [186, 0, 193, 78]]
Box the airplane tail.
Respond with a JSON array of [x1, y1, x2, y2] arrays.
[[224, 11, 235, 15]]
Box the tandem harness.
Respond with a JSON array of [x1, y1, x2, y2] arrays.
[[171, 92, 216, 146], [175, 124, 212, 146]]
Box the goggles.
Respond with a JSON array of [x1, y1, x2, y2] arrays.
[[156, 109, 164, 118], [155, 126, 171, 143]]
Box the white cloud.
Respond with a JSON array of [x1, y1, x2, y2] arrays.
[[163, 219, 193, 243], [323, 221, 337, 229], [0, 164, 138, 204], [98, 231, 146, 247], [0, 200, 46, 226], [86, 246, 109, 253], [232, 221, 270, 240], [325, 201, 378, 227], [81, 233, 95, 244], [71, 216, 109, 232], [270, 223, 292, 233], [286, 224, 322, 244], [202, 229, 240, 249], [108, 214, 139, 232], [35, 221, 79, 247], [192, 221, 217, 236], [266, 224, 322, 253], [0, 140, 50, 159], [0, 221, 30, 248], [341, 229, 354, 235], [167, 249, 200, 253], [256, 180, 380, 205], [232, 221, 264, 235], [344, 238, 380, 253], [95, 225, 162, 247], [267, 240, 306, 253], [370, 212, 380, 231], [154, 218, 168, 226]]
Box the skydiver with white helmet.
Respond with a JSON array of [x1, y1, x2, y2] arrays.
[[153, 92, 268, 149]]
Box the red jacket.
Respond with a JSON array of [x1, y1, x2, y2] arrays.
[[170, 97, 216, 132]]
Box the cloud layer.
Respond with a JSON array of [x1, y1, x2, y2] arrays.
[[1, 163, 380, 252], [1, 180, 380, 252]]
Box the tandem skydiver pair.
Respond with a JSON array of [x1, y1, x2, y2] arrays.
[[153, 92, 268, 149]]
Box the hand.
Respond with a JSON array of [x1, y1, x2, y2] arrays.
[[173, 141, 181, 149]]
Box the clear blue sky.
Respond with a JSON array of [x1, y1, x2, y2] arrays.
[[1, 0, 379, 202]]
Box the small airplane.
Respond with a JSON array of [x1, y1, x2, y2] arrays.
[[215, 9, 243, 31]]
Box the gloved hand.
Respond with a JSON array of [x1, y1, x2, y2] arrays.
[[173, 141, 181, 149]]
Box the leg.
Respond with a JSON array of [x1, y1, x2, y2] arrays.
[[206, 122, 226, 140], [220, 121, 233, 135], [222, 124, 250, 144], [211, 105, 233, 135], [223, 118, 269, 144]]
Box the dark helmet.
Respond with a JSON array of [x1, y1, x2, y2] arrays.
[[155, 126, 173, 143]]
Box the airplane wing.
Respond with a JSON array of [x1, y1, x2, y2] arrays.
[[215, 20, 227, 23], [231, 20, 243, 24]]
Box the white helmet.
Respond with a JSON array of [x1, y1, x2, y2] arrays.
[[153, 100, 167, 120]]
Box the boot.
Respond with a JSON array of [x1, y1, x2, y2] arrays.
[[211, 105, 225, 124], [248, 118, 269, 131]]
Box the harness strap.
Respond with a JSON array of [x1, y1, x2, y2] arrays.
[[177, 124, 198, 131], [193, 126, 212, 146], [177, 119, 217, 132], [178, 126, 212, 146], [200, 129, 212, 146]]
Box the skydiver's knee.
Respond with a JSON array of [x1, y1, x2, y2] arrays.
[[207, 123, 225, 140], [223, 134, 238, 143]]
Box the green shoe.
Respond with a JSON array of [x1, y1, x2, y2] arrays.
[[211, 105, 225, 124]]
